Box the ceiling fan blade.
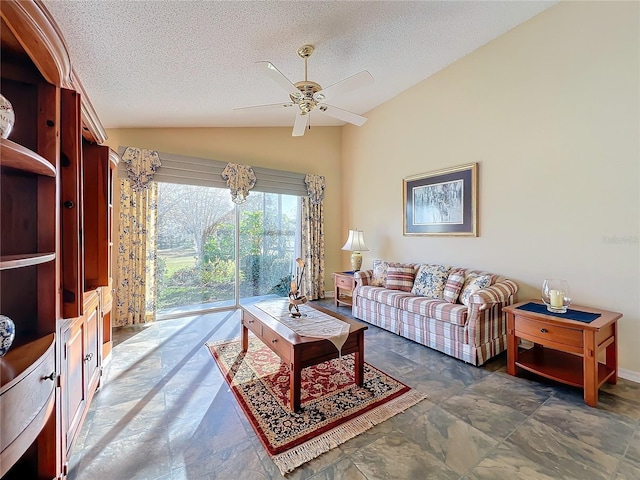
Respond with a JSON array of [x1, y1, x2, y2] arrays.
[[317, 104, 367, 126], [313, 70, 374, 103], [234, 102, 294, 112], [292, 111, 308, 137], [256, 61, 301, 98]]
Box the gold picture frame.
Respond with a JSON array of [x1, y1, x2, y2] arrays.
[[403, 163, 478, 236]]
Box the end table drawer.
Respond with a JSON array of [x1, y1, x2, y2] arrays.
[[516, 317, 583, 348], [335, 276, 353, 288]]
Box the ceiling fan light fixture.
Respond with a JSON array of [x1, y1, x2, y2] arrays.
[[238, 44, 373, 136]]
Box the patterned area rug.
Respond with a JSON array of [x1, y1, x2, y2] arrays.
[[207, 336, 427, 475]]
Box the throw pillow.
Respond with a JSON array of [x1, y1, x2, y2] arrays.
[[385, 264, 415, 292], [443, 269, 466, 304], [411, 264, 452, 298], [371, 260, 389, 287], [459, 273, 492, 306]]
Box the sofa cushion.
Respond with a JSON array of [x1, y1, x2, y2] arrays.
[[459, 273, 493, 306], [443, 269, 466, 304], [385, 264, 415, 292], [371, 260, 389, 287], [401, 296, 469, 326], [411, 264, 451, 298], [355, 285, 412, 308]]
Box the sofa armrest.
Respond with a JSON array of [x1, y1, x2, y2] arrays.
[[468, 279, 519, 310], [353, 269, 373, 287]]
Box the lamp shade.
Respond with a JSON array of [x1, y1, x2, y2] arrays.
[[341, 230, 369, 252]]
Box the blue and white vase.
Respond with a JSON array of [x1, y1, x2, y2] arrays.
[[0, 315, 16, 357]]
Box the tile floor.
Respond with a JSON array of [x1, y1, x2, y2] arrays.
[[68, 300, 640, 480]]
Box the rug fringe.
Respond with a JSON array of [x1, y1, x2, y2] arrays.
[[271, 389, 428, 475]]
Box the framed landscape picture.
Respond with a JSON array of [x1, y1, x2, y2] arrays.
[[403, 163, 478, 236]]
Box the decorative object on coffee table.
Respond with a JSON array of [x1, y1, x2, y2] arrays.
[[541, 278, 571, 313], [0, 315, 16, 357], [288, 257, 307, 317], [207, 335, 427, 475], [341, 229, 368, 271], [0, 94, 15, 139]]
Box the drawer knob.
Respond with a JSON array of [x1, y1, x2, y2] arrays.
[[43, 372, 56, 381], [271, 339, 277, 344], [248, 319, 254, 323], [540, 328, 548, 333]]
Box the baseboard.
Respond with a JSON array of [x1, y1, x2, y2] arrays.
[[619, 368, 640, 384]]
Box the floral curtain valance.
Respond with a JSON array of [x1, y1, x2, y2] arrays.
[[221, 162, 257, 204], [122, 147, 161, 191], [305, 174, 325, 205]]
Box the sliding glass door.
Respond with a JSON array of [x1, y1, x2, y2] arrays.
[[238, 191, 299, 305], [155, 182, 299, 316]]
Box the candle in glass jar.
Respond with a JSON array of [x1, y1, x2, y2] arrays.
[[550, 289, 564, 308]]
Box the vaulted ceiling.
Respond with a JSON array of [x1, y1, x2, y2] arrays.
[[43, 1, 557, 130]]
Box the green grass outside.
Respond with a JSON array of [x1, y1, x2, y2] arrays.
[[158, 247, 196, 276], [163, 255, 196, 276]]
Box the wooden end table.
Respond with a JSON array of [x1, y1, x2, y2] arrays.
[[333, 271, 355, 307], [503, 300, 621, 407], [241, 303, 367, 412]]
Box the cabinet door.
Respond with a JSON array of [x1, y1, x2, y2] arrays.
[[63, 316, 87, 450], [82, 143, 109, 289], [60, 88, 83, 319], [84, 294, 101, 395]]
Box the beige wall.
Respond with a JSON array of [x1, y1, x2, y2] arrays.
[[105, 126, 344, 293], [342, 1, 640, 374]]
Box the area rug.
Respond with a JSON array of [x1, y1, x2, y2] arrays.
[[206, 336, 427, 475]]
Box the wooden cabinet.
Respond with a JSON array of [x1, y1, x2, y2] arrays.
[[61, 292, 100, 454], [1, 12, 60, 476], [60, 88, 84, 319], [0, 335, 56, 478], [83, 145, 119, 361], [83, 143, 109, 290], [1, 1, 110, 478]]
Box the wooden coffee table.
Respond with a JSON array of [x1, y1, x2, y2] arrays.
[[241, 303, 367, 412]]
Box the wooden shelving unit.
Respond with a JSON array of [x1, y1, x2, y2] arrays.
[[1, 1, 112, 478]]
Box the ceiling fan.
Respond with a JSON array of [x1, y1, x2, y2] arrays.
[[236, 45, 374, 137]]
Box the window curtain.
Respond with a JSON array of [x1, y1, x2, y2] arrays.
[[301, 174, 325, 300], [114, 147, 161, 326], [221, 162, 256, 204]]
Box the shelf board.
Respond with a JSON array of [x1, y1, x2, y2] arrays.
[[0, 252, 56, 270], [0, 138, 56, 177], [516, 347, 614, 388]]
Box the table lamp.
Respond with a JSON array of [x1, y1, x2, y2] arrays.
[[341, 229, 369, 271]]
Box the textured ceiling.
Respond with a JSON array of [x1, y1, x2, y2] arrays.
[[42, 1, 557, 130]]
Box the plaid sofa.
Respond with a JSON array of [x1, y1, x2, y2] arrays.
[[352, 266, 518, 366]]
